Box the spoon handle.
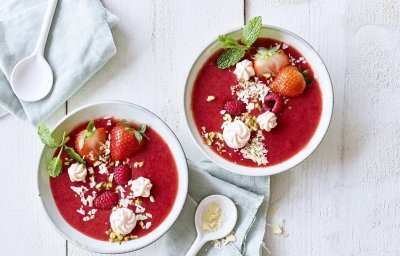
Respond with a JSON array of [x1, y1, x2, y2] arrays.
[[185, 236, 205, 256], [33, 0, 59, 55]]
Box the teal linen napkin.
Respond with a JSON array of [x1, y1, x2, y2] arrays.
[[159, 161, 270, 256], [0, 0, 117, 125]]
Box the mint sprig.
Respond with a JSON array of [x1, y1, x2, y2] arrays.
[[216, 16, 262, 69], [47, 131, 66, 178], [38, 124, 86, 177]]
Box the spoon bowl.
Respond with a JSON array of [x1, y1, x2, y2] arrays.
[[186, 195, 237, 256], [10, 0, 58, 102], [11, 55, 53, 102]]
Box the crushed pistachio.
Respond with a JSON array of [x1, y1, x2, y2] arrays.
[[95, 182, 105, 190], [135, 198, 143, 206]]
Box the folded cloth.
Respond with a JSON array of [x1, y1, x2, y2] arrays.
[[159, 161, 270, 256], [0, 0, 117, 125]]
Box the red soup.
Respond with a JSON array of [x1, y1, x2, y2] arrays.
[[191, 38, 323, 167], [50, 117, 178, 242]]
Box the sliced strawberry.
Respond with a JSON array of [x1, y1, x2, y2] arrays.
[[110, 120, 147, 161], [269, 65, 306, 97], [74, 121, 107, 164], [253, 46, 290, 76], [94, 191, 118, 210]]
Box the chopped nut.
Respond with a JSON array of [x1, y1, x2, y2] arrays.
[[262, 73, 271, 78], [206, 95, 215, 102], [135, 198, 143, 205], [133, 161, 144, 168], [106, 182, 113, 190], [95, 182, 104, 189]]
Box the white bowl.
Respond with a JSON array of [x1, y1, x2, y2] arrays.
[[37, 101, 188, 253], [184, 26, 333, 176]]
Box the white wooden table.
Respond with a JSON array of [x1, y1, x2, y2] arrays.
[[1, 0, 399, 255]]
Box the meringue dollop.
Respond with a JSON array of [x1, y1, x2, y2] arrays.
[[130, 177, 153, 197], [257, 111, 277, 132], [67, 163, 87, 182], [223, 120, 251, 149], [233, 59, 255, 81], [110, 208, 137, 235]]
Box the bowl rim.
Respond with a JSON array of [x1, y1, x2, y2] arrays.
[[183, 25, 334, 176], [37, 100, 188, 254]]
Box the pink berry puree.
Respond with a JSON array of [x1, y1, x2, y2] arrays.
[[50, 118, 178, 241], [191, 38, 323, 167]]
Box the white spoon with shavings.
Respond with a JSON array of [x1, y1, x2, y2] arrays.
[[186, 195, 237, 256]]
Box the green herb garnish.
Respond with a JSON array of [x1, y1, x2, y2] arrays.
[[47, 131, 66, 178], [65, 146, 85, 164], [38, 124, 58, 149], [38, 124, 86, 177], [216, 16, 262, 69]]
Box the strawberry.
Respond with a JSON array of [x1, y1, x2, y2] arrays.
[[94, 191, 118, 210], [263, 93, 284, 113], [269, 65, 306, 97], [110, 120, 147, 161], [224, 100, 246, 116], [113, 164, 132, 185], [253, 46, 290, 76], [74, 121, 107, 164]]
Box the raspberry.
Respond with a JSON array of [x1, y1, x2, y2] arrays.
[[263, 93, 283, 113], [224, 100, 246, 116], [113, 164, 132, 185], [94, 191, 119, 210]]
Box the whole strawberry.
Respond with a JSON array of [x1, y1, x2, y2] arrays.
[[224, 100, 246, 116], [269, 65, 306, 97], [113, 164, 132, 185], [94, 191, 119, 210], [110, 120, 147, 161]]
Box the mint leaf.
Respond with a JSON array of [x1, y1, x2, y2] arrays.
[[217, 48, 246, 69], [65, 146, 85, 165], [48, 157, 62, 178], [241, 16, 262, 47], [218, 35, 241, 48], [38, 124, 58, 149], [47, 131, 66, 178]]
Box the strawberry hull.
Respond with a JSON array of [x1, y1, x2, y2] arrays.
[[191, 38, 323, 168], [50, 117, 179, 241]]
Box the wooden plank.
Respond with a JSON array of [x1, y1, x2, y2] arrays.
[[0, 107, 66, 256], [247, 0, 400, 255], [67, 0, 243, 255]]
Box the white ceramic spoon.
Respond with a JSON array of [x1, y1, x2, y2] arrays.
[[186, 195, 237, 256], [11, 0, 58, 102]]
